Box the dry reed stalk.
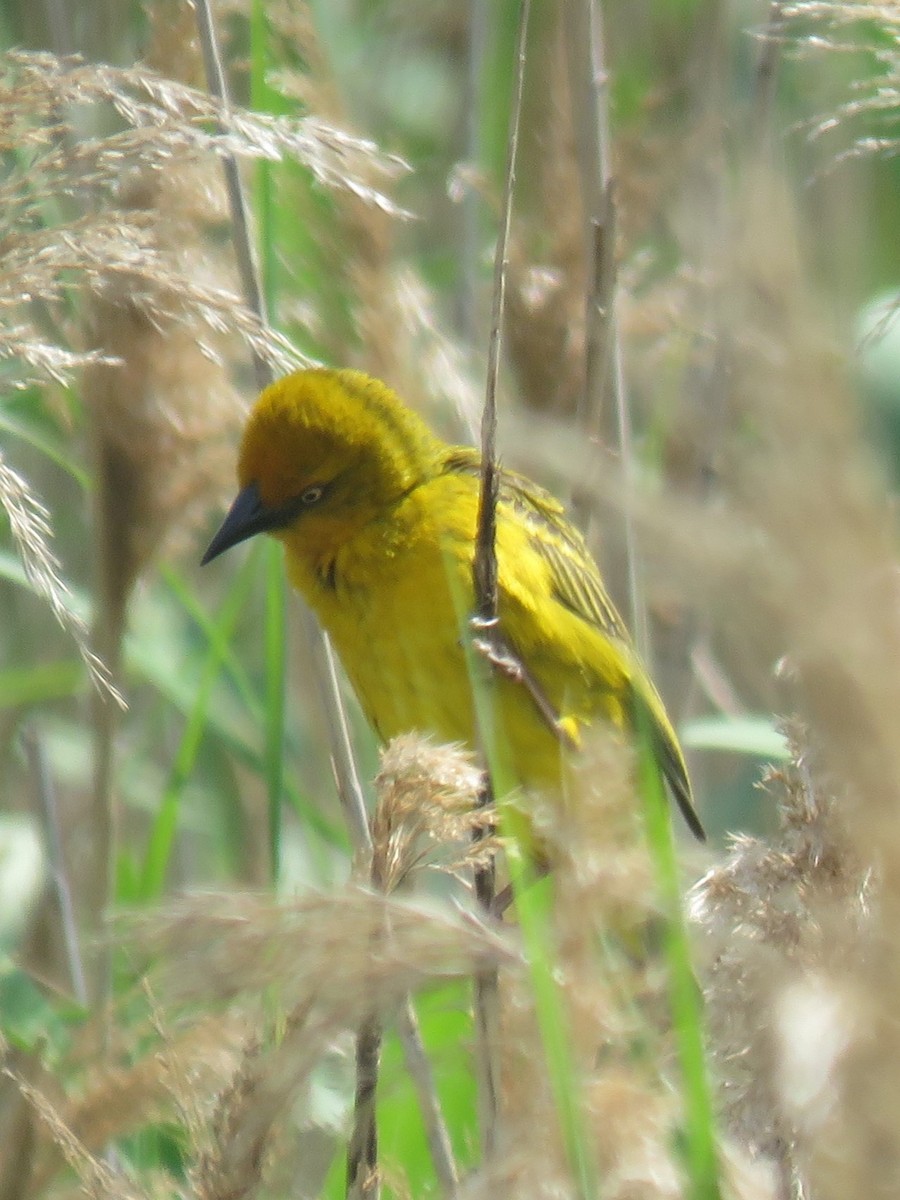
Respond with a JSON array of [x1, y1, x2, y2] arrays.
[[618, 157, 900, 1198], [721, 176, 900, 1200], [470, 0, 533, 1161]]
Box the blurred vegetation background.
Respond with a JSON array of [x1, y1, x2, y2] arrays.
[[0, 0, 899, 1197]]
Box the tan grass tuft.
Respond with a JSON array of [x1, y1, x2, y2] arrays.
[[3, 1065, 146, 1199], [129, 887, 515, 1011], [371, 733, 491, 892], [692, 729, 866, 1191], [124, 887, 511, 1195], [21, 1011, 247, 1195]]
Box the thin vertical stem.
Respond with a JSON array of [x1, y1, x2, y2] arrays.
[[750, 2, 785, 152], [474, 0, 530, 621], [471, 0, 531, 1161], [23, 727, 88, 1007], [263, 543, 286, 882], [395, 998, 459, 1194], [347, 1016, 382, 1200], [564, 0, 646, 652], [461, 0, 487, 346], [194, 0, 269, 391], [301, 604, 371, 852]]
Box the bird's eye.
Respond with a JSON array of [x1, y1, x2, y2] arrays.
[[301, 485, 325, 506]]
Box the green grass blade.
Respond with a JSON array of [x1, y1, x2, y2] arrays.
[[263, 539, 286, 882], [137, 554, 259, 900], [128, 615, 346, 851], [161, 563, 261, 718], [681, 714, 789, 761], [504, 846, 599, 1200], [0, 406, 90, 490], [638, 733, 721, 1200]]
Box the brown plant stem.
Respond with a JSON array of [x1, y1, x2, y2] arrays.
[[347, 1013, 382, 1200]]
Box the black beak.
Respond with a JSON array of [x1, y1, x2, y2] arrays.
[[201, 482, 272, 565]]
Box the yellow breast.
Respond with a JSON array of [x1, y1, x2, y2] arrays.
[[279, 473, 624, 796]]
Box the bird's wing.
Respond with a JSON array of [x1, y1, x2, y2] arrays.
[[510, 477, 705, 840], [499, 469, 631, 643], [443, 448, 627, 640], [443, 447, 704, 841]]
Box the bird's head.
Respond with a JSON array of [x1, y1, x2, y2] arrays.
[[202, 368, 444, 567]]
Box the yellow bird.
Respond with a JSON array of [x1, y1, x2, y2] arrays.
[[203, 368, 703, 842]]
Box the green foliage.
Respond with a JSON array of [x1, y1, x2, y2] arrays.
[[0, 959, 82, 1058], [379, 985, 480, 1192]]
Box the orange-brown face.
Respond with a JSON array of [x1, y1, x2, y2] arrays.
[[202, 368, 442, 568], [237, 374, 367, 508]]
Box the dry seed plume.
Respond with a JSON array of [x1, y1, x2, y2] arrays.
[[371, 733, 492, 893], [692, 730, 867, 1194]]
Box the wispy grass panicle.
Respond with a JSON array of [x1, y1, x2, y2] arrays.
[[0, 50, 408, 211], [130, 887, 510, 1192], [0, 46, 406, 402], [0, 451, 115, 693], [780, 2, 900, 169], [131, 889, 514, 1011]]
